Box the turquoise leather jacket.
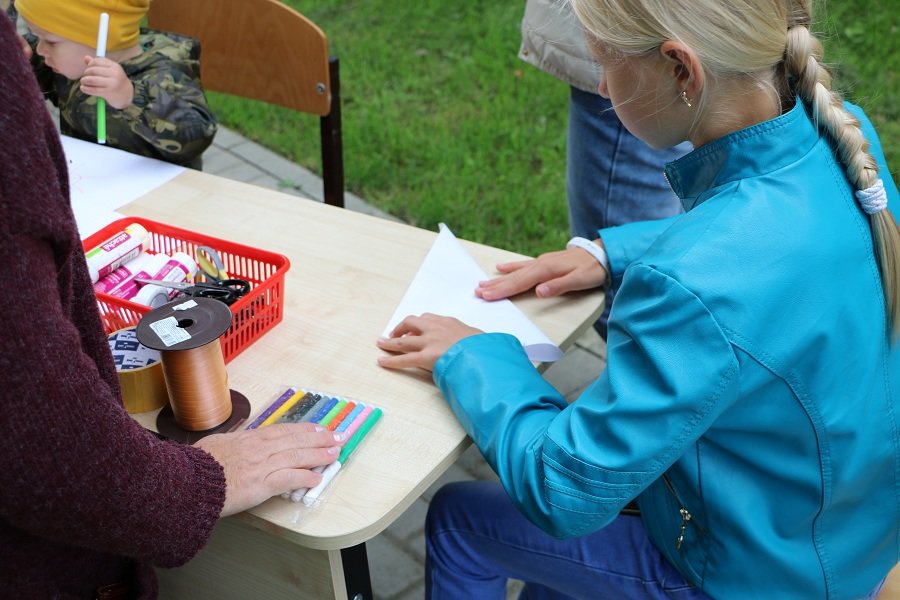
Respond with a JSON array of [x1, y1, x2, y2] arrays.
[[434, 101, 900, 599]]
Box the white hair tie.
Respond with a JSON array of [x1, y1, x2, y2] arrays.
[[855, 179, 888, 215]]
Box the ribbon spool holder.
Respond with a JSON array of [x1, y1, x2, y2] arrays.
[[135, 297, 249, 442]]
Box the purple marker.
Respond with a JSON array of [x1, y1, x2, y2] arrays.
[[246, 387, 298, 430]]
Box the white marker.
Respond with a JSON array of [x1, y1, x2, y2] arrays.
[[301, 461, 342, 506]]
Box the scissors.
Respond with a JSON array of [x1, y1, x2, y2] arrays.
[[134, 277, 251, 306], [195, 245, 230, 282]]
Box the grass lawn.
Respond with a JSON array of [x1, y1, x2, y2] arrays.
[[208, 0, 898, 256]]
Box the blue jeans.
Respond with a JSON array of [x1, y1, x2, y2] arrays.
[[566, 87, 690, 338], [425, 481, 711, 600]]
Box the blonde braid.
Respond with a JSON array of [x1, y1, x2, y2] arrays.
[[784, 2, 900, 337]]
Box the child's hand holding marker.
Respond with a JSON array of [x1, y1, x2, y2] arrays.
[[80, 55, 135, 109]]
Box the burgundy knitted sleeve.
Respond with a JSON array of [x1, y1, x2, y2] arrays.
[[0, 13, 226, 574]]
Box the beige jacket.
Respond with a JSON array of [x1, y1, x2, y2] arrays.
[[518, 0, 601, 93]]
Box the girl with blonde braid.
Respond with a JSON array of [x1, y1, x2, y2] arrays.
[[377, 0, 900, 598]]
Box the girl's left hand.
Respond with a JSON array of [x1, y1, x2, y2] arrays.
[[377, 313, 483, 372], [80, 56, 134, 109]]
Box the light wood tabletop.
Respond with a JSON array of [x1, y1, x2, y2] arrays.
[[112, 168, 604, 598]]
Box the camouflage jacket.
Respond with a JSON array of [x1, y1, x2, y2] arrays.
[[30, 30, 217, 168]]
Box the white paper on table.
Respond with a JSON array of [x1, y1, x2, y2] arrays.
[[383, 224, 563, 362], [60, 135, 185, 238]]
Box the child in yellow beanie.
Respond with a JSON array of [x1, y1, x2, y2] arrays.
[[10, 0, 216, 168]]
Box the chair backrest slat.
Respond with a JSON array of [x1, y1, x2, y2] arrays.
[[148, 0, 332, 116]]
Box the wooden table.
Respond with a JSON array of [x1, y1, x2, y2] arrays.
[[116, 170, 604, 599]]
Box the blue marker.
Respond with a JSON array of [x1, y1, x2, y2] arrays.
[[308, 396, 338, 424], [336, 403, 366, 432]]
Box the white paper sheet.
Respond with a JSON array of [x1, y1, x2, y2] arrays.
[[383, 224, 563, 362], [61, 135, 185, 238]]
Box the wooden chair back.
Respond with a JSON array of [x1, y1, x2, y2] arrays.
[[148, 0, 345, 207]]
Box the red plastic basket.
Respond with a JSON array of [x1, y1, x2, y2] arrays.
[[84, 217, 290, 363]]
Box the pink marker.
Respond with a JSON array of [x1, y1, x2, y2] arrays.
[[342, 404, 374, 438]]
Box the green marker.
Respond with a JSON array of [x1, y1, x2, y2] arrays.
[[338, 407, 383, 463], [95, 13, 109, 144], [301, 407, 383, 506], [97, 99, 106, 144]]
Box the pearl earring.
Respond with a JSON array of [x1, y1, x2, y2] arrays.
[[680, 90, 693, 108]]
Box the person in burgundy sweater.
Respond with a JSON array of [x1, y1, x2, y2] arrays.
[[0, 14, 345, 599]]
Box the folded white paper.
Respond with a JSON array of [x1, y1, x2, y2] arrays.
[[383, 224, 563, 362]]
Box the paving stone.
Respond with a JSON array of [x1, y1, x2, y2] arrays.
[[212, 160, 269, 184], [394, 581, 426, 600], [246, 173, 283, 190], [212, 126, 247, 150], [201, 149, 244, 175], [457, 444, 498, 481], [420, 462, 477, 503], [367, 535, 425, 600], [404, 530, 427, 565], [384, 497, 429, 543], [575, 326, 607, 360], [507, 579, 525, 599], [543, 345, 605, 400]]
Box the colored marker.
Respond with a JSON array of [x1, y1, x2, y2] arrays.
[[308, 396, 338, 424], [288, 464, 326, 502], [327, 401, 356, 431], [342, 404, 374, 438], [260, 389, 310, 428], [277, 392, 321, 424], [245, 387, 297, 430], [336, 403, 366, 432], [316, 399, 348, 428], [299, 394, 330, 423], [285, 397, 348, 501], [95, 13, 109, 144], [289, 404, 372, 502], [302, 408, 383, 506]]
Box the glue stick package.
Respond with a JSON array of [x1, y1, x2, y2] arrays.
[[85, 223, 151, 283], [107, 253, 170, 301], [93, 252, 162, 294], [131, 251, 199, 308]]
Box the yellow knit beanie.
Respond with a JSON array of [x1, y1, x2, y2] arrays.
[[16, 0, 149, 51]]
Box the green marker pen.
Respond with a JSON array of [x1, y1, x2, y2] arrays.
[[301, 407, 384, 506], [95, 13, 109, 144]]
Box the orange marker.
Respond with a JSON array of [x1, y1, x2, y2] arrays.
[[326, 401, 356, 431]]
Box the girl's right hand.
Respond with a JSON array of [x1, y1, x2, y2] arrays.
[[475, 245, 608, 301]]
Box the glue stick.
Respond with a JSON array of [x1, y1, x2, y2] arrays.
[[93, 252, 162, 294], [131, 251, 199, 308], [108, 253, 170, 301], [85, 223, 151, 283]]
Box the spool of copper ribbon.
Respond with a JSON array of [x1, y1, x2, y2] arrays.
[[135, 297, 249, 441]]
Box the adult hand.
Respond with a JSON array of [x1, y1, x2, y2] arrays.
[[194, 422, 345, 517], [475, 244, 608, 301], [377, 313, 483, 372], [80, 56, 134, 109]]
